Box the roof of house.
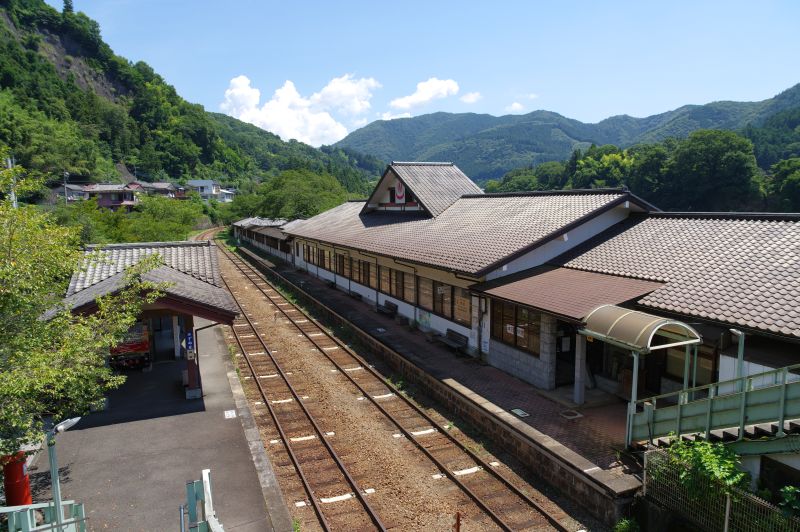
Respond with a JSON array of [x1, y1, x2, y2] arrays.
[[233, 217, 288, 228], [555, 212, 800, 339], [187, 179, 216, 187], [84, 183, 131, 192], [472, 266, 664, 322], [134, 181, 175, 190], [363, 162, 483, 217], [287, 190, 642, 275], [68, 241, 222, 296], [62, 241, 237, 319]]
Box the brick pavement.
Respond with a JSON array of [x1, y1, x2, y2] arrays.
[[259, 252, 633, 475]]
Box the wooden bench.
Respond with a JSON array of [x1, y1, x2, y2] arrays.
[[348, 290, 363, 301], [377, 300, 398, 318], [436, 329, 469, 353]]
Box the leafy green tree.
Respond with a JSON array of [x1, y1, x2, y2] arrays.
[[771, 158, 800, 211], [0, 159, 162, 454], [256, 169, 348, 220], [62, 0, 73, 15]]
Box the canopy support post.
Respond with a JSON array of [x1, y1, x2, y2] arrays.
[[627, 350, 640, 447], [682, 344, 691, 402]]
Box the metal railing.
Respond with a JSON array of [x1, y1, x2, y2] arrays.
[[630, 363, 800, 443], [0, 500, 87, 532], [181, 469, 223, 532], [644, 449, 800, 531]]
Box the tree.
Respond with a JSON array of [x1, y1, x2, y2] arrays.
[[256, 169, 348, 220], [772, 158, 800, 211], [63, 0, 73, 15], [0, 157, 162, 455]]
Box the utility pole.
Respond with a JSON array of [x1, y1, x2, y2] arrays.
[[63, 171, 69, 206], [6, 156, 17, 209]]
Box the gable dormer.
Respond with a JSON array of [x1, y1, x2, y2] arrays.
[[362, 162, 482, 217]]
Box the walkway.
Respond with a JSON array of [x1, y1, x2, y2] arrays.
[[257, 251, 635, 477], [29, 319, 290, 531]]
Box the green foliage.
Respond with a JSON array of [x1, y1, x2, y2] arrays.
[[490, 130, 767, 211], [779, 486, 800, 517], [0, 0, 379, 193], [50, 194, 206, 244], [743, 107, 800, 168], [0, 157, 163, 454], [666, 439, 750, 493], [254, 169, 348, 220], [613, 518, 640, 532]]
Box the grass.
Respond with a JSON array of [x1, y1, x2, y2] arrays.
[[292, 518, 301, 532]]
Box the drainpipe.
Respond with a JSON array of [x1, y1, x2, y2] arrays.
[[730, 329, 745, 392]]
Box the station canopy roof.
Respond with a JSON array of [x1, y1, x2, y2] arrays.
[[581, 304, 702, 353], [472, 266, 663, 322]]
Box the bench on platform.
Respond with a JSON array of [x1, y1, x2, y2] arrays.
[[434, 329, 469, 354], [377, 300, 398, 318], [348, 290, 363, 301], [326, 279, 337, 289]]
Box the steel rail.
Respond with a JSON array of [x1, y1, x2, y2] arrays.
[[219, 269, 387, 532], [219, 243, 568, 531]]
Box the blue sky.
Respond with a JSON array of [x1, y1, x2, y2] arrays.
[[47, 1, 800, 146]]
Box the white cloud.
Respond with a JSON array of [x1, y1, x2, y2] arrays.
[[380, 111, 412, 121], [526, 93, 539, 100], [460, 91, 482, 104], [220, 74, 380, 146], [505, 102, 525, 113], [310, 74, 381, 115], [390, 77, 459, 109]]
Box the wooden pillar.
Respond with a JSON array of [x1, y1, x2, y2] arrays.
[[172, 315, 181, 360]]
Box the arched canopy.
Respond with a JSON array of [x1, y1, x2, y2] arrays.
[[580, 304, 702, 354]]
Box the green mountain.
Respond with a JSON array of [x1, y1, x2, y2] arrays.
[[0, 0, 381, 193], [335, 85, 800, 182]]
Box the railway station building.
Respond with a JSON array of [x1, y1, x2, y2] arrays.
[[234, 162, 800, 415], [60, 240, 238, 398]]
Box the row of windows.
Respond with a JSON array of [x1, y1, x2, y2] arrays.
[[490, 299, 540, 356], [300, 243, 471, 326]]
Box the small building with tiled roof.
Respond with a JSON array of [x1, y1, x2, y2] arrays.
[[235, 161, 800, 414], [61, 240, 237, 399]]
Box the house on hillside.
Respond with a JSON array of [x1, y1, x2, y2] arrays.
[[83, 183, 140, 211], [187, 179, 235, 203], [132, 181, 180, 198], [234, 161, 800, 491]]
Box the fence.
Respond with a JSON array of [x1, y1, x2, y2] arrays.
[[644, 449, 800, 531]]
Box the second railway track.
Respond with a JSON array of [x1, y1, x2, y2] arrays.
[[215, 239, 572, 531]]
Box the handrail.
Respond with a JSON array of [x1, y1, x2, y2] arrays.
[[636, 362, 800, 407]]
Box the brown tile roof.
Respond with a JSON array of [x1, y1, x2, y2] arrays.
[[288, 190, 640, 275], [364, 162, 483, 217], [556, 213, 800, 338], [472, 266, 664, 321]]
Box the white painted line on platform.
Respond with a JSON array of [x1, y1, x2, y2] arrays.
[[453, 466, 482, 476], [372, 393, 395, 399], [320, 493, 353, 504], [271, 398, 293, 404], [224, 410, 237, 419], [290, 435, 316, 442], [344, 366, 363, 372]]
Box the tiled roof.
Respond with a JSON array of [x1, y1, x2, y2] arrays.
[[472, 266, 664, 321], [84, 183, 131, 192], [287, 190, 635, 275], [233, 217, 287, 228], [67, 241, 221, 296], [556, 213, 800, 338], [368, 162, 483, 217]]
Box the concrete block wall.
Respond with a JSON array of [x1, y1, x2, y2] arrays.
[[485, 314, 558, 390]]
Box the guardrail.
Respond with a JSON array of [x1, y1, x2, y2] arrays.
[[631, 363, 800, 443], [0, 500, 86, 531]]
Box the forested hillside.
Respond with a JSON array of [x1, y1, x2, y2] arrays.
[[0, 0, 381, 193], [335, 85, 800, 182]]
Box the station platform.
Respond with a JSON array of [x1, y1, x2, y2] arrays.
[[28, 318, 290, 531], [241, 246, 642, 525]]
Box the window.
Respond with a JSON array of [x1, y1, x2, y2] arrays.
[[418, 278, 433, 311], [351, 259, 361, 282], [433, 281, 452, 319], [491, 299, 539, 356], [335, 254, 346, 276], [403, 272, 416, 303], [389, 188, 396, 203], [406, 190, 414, 204], [391, 269, 403, 298], [380, 267, 391, 293], [665, 343, 716, 385], [453, 287, 471, 326], [365, 262, 377, 289]]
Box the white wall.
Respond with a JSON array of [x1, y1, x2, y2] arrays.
[[718, 354, 800, 394], [485, 204, 632, 280]]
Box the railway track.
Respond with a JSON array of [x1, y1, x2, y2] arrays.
[[220, 265, 387, 531], [216, 241, 570, 531]]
